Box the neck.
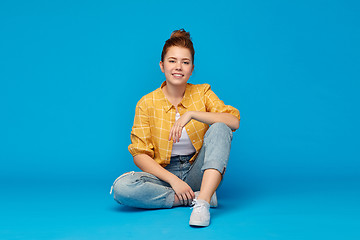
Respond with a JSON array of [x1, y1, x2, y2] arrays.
[[162, 81, 187, 106]]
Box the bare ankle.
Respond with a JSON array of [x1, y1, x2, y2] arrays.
[[197, 193, 211, 204]]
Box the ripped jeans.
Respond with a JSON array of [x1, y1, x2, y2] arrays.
[[110, 122, 233, 209]]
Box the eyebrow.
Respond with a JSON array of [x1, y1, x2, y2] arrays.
[[167, 57, 191, 61]]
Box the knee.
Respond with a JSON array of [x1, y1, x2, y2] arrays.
[[210, 122, 232, 131], [112, 172, 138, 204], [205, 122, 233, 140]]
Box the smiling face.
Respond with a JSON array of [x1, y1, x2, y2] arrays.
[[159, 46, 194, 87]]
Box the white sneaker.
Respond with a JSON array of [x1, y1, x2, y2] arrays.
[[189, 199, 211, 227], [194, 191, 218, 208]]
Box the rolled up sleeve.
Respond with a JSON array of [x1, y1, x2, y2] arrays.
[[204, 84, 240, 121], [128, 98, 154, 158]]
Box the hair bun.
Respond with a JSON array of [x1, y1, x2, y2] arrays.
[[161, 28, 195, 62], [170, 29, 191, 39]]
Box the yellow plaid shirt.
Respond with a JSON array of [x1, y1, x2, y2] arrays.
[[128, 81, 240, 167]]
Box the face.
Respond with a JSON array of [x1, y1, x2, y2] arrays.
[[159, 46, 194, 87]]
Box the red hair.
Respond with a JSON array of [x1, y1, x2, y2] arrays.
[[161, 29, 195, 63]]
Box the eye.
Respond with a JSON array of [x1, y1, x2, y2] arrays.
[[169, 60, 175, 63], [183, 62, 190, 65]]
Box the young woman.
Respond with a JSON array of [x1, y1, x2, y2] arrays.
[[110, 29, 240, 227]]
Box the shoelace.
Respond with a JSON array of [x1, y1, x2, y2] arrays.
[[190, 199, 206, 212]]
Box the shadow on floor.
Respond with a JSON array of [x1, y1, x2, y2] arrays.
[[109, 204, 173, 213]]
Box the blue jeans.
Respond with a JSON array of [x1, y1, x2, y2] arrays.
[[110, 122, 233, 209]]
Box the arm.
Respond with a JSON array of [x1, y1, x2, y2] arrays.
[[191, 111, 239, 130], [129, 99, 194, 205], [133, 153, 178, 185], [169, 111, 239, 143], [133, 154, 195, 205], [169, 84, 240, 142]]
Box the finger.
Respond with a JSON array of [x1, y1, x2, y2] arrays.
[[169, 125, 174, 141], [174, 125, 179, 142], [182, 193, 189, 206], [172, 130, 176, 142], [176, 126, 180, 142], [178, 126, 182, 140], [177, 125, 183, 141], [174, 125, 178, 143], [181, 194, 186, 206], [177, 193, 184, 205], [185, 192, 193, 205], [190, 190, 195, 200], [172, 127, 177, 143]]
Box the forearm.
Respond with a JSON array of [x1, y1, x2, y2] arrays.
[[134, 153, 194, 205], [190, 111, 239, 130], [133, 154, 178, 185]]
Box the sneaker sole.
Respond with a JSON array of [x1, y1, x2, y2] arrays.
[[189, 220, 210, 227]]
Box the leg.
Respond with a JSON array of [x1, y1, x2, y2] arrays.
[[185, 122, 233, 203], [188, 122, 233, 227], [111, 171, 175, 209], [197, 169, 222, 203]]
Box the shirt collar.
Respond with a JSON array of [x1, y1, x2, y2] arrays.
[[159, 81, 191, 113]]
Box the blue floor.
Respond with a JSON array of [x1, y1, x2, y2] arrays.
[[1, 177, 359, 240]]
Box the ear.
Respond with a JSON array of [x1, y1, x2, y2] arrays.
[[159, 61, 165, 73], [190, 64, 194, 75]]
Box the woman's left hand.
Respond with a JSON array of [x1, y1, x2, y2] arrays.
[[169, 111, 193, 143]]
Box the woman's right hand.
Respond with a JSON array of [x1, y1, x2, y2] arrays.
[[169, 177, 195, 206]]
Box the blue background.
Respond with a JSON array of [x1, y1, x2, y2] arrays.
[[1, 0, 359, 239]]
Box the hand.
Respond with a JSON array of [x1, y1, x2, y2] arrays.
[[170, 177, 195, 206], [169, 111, 193, 143]]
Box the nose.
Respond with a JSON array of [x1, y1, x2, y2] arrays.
[[175, 61, 182, 70]]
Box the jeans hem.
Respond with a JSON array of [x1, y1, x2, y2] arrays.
[[201, 160, 227, 175]]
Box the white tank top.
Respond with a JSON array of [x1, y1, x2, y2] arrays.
[[171, 112, 196, 156]]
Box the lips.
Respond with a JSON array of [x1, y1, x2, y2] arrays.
[[172, 73, 184, 77]]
